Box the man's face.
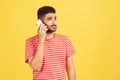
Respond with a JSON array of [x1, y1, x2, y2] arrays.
[[42, 13, 57, 33]]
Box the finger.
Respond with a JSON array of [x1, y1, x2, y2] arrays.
[[38, 24, 45, 33], [42, 25, 48, 32], [41, 25, 47, 32], [45, 28, 48, 32]]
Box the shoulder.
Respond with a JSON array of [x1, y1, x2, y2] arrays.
[[26, 35, 38, 43], [55, 33, 71, 42], [55, 33, 68, 39]]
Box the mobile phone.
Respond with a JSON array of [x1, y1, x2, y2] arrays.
[[36, 19, 43, 28]]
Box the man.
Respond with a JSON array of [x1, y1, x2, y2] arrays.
[[25, 6, 76, 80]]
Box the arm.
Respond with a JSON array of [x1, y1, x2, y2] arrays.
[[66, 56, 76, 80], [28, 41, 44, 71], [28, 24, 47, 71]]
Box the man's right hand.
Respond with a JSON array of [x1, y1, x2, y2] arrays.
[[37, 24, 48, 42]]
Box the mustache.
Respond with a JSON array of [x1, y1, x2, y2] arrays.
[[50, 24, 57, 27]]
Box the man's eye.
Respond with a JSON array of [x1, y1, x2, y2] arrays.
[[47, 17, 52, 21]]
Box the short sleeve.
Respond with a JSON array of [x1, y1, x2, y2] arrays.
[[62, 36, 75, 58], [25, 38, 35, 63]]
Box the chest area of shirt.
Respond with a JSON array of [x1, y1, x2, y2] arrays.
[[44, 39, 66, 53], [43, 40, 66, 59]]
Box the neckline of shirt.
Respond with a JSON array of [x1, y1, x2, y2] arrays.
[[45, 33, 56, 41]]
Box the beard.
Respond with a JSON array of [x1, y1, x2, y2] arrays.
[[46, 25, 57, 33]]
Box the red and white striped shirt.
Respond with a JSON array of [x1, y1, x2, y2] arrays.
[[25, 33, 75, 80]]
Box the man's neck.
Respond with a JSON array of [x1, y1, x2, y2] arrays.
[[45, 33, 54, 39]]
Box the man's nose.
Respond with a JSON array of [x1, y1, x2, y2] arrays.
[[52, 19, 56, 24]]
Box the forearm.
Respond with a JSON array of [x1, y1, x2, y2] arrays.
[[67, 64, 76, 80], [28, 24, 47, 71], [67, 56, 76, 80], [29, 42, 44, 71]]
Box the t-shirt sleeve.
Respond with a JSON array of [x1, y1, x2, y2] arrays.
[[25, 38, 35, 63], [63, 36, 75, 58]]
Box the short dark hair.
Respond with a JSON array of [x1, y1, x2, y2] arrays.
[[37, 6, 56, 19]]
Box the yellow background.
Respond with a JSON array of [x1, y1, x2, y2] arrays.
[[0, 0, 120, 80]]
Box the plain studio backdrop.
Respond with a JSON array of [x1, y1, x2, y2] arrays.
[[0, 0, 120, 80]]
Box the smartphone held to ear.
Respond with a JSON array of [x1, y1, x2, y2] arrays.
[[36, 19, 43, 28]]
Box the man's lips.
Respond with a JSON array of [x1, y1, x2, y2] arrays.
[[50, 25, 57, 29]]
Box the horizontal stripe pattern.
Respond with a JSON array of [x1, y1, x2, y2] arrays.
[[25, 33, 75, 80]]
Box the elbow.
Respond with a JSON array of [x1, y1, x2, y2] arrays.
[[30, 63, 42, 71], [67, 65, 74, 70], [32, 66, 41, 71]]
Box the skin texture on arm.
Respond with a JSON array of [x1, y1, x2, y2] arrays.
[[28, 41, 44, 71], [66, 56, 76, 80], [28, 24, 48, 71]]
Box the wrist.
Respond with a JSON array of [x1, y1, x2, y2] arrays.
[[38, 40, 44, 44]]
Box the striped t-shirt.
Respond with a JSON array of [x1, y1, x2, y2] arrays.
[[25, 33, 75, 80]]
